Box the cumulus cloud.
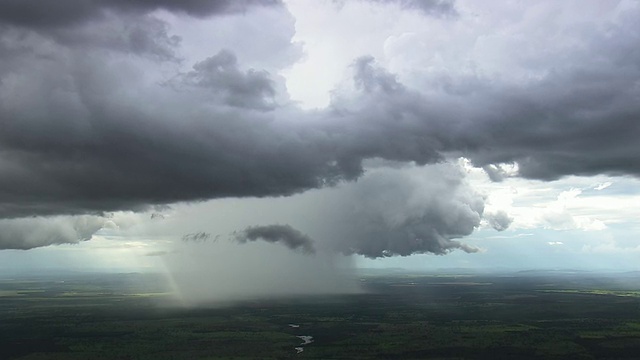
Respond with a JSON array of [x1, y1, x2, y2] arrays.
[[485, 211, 513, 232], [234, 224, 316, 254], [538, 189, 608, 231], [315, 163, 484, 258], [0, 216, 105, 250]]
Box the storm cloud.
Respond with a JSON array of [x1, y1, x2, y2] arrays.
[[367, 0, 457, 17], [316, 163, 484, 258], [0, 0, 282, 60], [0, 1, 639, 252], [179, 50, 277, 110], [0, 0, 282, 29], [334, 0, 457, 18]]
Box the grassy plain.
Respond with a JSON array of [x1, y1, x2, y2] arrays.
[[1, 271, 639, 359]]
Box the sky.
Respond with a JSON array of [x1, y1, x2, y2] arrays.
[[0, 0, 639, 283]]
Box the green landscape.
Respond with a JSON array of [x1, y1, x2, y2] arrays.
[[2, 271, 640, 359]]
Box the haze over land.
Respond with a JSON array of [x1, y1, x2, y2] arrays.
[[0, 0, 639, 300]]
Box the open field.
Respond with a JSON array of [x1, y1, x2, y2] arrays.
[[1, 271, 640, 359]]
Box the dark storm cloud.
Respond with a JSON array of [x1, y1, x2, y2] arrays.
[[327, 5, 640, 181], [334, 0, 457, 18], [105, 0, 283, 18], [179, 50, 276, 110], [2, 26, 640, 218], [0, 55, 344, 219], [55, 15, 181, 60], [0, 0, 281, 60], [367, 0, 457, 17], [324, 56, 446, 180], [234, 225, 316, 254], [0, 0, 282, 29], [0, 6, 179, 61]]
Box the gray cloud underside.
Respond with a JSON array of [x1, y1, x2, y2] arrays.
[[1, 3, 639, 221], [0, 216, 105, 250], [0, 0, 282, 29], [234, 224, 316, 254], [366, 0, 457, 17], [0, 0, 282, 60], [334, 0, 457, 18]]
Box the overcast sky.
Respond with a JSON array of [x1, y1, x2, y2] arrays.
[[1, 0, 639, 275]]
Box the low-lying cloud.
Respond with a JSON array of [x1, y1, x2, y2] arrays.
[[486, 211, 513, 232], [234, 224, 316, 254], [0, 216, 105, 250]]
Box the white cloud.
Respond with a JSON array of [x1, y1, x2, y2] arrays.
[[463, 165, 640, 235], [594, 182, 613, 191]]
